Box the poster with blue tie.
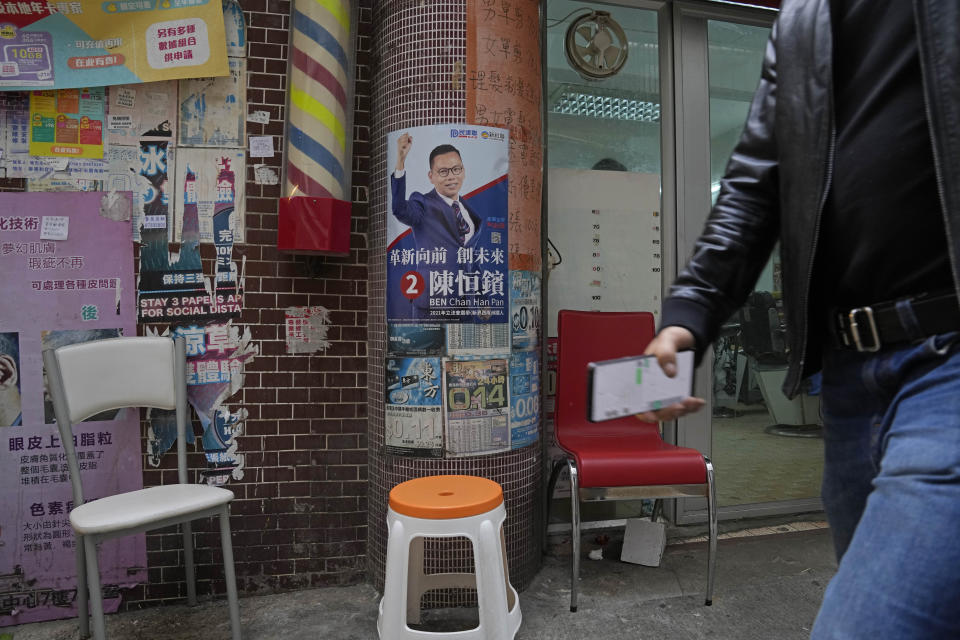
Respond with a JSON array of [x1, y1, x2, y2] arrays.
[[385, 124, 509, 324]]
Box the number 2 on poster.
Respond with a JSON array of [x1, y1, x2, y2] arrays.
[[402, 270, 424, 300]]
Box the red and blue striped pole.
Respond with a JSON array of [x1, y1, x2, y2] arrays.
[[278, 0, 355, 255]]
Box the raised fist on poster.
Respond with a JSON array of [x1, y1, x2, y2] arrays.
[[395, 132, 413, 172]]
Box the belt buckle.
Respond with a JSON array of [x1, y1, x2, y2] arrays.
[[848, 306, 880, 352]]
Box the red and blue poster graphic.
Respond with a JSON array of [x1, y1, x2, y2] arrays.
[[386, 124, 509, 324]]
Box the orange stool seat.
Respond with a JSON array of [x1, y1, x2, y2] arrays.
[[389, 475, 503, 519]]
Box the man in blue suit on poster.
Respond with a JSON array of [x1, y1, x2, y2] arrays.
[[390, 132, 505, 321]]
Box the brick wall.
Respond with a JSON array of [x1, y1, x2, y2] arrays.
[[123, 0, 374, 606]]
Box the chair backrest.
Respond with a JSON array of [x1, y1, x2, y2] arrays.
[[43, 336, 188, 505], [555, 311, 657, 445]]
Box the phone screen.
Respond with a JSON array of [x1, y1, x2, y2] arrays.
[[588, 351, 695, 422]]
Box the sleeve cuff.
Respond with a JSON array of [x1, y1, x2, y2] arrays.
[[660, 297, 715, 366], [394, 169, 405, 178]]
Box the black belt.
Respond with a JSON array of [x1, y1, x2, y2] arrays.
[[833, 290, 960, 352]]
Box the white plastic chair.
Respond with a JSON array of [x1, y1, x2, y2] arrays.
[[43, 336, 241, 640]]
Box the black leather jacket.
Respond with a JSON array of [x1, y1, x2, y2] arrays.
[[661, 0, 960, 398]]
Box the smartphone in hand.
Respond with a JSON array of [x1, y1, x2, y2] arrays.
[[587, 351, 695, 422]]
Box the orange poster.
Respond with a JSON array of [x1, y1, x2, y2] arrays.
[[466, 0, 543, 272]]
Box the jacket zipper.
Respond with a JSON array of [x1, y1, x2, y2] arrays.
[[792, 125, 834, 397], [914, 3, 957, 301]]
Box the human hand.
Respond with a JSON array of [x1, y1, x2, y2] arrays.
[[396, 133, 412, 172], [635, 326, 705, 423]]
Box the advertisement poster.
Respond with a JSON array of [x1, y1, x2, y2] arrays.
[[107, 141, 176, 242], [385, 357, 443, 457], [510, 270, 540, 350], [0, 0, 229, 91], [509, 350, 539, 450], [173, 147, 245, 243], [386, 124, 509, 324], [106, 81, 178, 146], [0, 192, 144, 624], [386, 324, 445, 357], [29, 87, 105, 159], [443, 358, 510, 457], [178, 57, 245, 147]]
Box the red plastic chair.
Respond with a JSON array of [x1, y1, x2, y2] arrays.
[[546, 310, 717, 611]]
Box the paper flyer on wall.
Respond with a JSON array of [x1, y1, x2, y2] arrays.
[[178, 57, 246, 147], [107, 141, 176, 243], [509, 350, 539, 449], [386, 124, 510, 325], [173, 147, 245, 244], [29, 87, 105, 159], [0, 0, 229, 91], [106, 81, 178, 146], [510, 270, 540, 350], [385, 357, 444, 457], [386, 324, 445, 357], [443, 358, 510, 457], [0, 192, 145, 624], [445, 322, 509, 357]]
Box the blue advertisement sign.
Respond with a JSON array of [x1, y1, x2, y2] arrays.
[[509, 350, 540, 449], [387, 324, 446, 357], [386, 124, 509, 324]]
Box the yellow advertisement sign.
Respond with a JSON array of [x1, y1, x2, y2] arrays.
[[0, 0, 228, 90], [29, 87, 106, 158]]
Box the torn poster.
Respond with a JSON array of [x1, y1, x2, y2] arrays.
[[145, 323, 256, 483], [107, 142, 176, 243], [198, 407, 247, 486], [284, 306, 331, 354], [106, 81, 179, 147], [385, 357, 444, 457], [173, 148, 245, 244], [178, 57, 246, 148], [0, 192, 144, 625], [137, 167, 242, 324], [29, 87, 106, 159]]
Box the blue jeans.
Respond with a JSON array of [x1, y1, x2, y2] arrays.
[[811, 332, 960, 639]]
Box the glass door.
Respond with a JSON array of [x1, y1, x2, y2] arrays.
[[672, 2, 824, 523], [544, 0, 669, 526]]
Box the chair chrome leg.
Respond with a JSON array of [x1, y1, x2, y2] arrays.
[[84, 537, 106, 640], [567, 458, 581, 613], [220, 508, 243, 640], [183, 521, 197, 606], [544, 459, 565, 553], [75, 533, 89, 639], [704, 457, 717, 606]]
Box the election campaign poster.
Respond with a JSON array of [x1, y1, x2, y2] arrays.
[[443, 358, 510, 457], [385, 357, 443, 457], [0, 0, 229, 91], [0, 192, 144, 624], [386, 124, 509, 325]]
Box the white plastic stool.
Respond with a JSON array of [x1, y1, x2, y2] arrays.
[[377, 475, 521, 640]]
